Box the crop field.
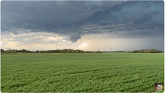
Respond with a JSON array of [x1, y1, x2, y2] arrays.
[[1, 53, 164, 92]]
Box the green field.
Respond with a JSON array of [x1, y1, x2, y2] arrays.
[[1, 53, 164, 92]]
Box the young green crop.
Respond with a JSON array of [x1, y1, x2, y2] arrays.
[[1, 53, 164, 92]]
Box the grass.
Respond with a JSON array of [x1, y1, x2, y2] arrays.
[[1, 53, 164, 92]]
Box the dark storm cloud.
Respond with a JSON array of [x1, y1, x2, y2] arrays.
[[1, 1, 164, 42]]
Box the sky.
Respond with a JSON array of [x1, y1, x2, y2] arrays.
[[1, 1, 164, 51]]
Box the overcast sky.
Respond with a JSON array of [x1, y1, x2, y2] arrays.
[[1, 1, 164, 51]]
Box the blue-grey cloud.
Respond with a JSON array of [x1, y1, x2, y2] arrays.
[[1, 1, 164, 42]]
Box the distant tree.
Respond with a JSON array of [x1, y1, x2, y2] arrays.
[[96, 50, 102, 53], [21, 49, 27, 53], [148, 49, 151, 53], [11, 50, 17, 53], [140, 49, 144, 53], [56, 50, 60, 53], [1, 49, 4, 53], [36, 50, 39, 53], [150, 49, 157, 53], [132, 50, 139, 53], [156, 50, 163, 53], [132, 49, 163, 53], [25, 50, 32, 53], [144, 49, 148, 53]]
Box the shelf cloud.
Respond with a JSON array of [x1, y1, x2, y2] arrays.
[[1, 1, 164, 51]]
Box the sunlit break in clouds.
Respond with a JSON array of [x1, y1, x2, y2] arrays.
[[1, 1, 164, 51]]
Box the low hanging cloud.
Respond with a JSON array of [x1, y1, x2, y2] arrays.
[[69, 33, 81, 43], [1, 1, 164, 42]]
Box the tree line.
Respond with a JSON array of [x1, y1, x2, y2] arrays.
[[1, 48, 163, 53], [131, 49, 163, 53], [1, 49, 102, 53]]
